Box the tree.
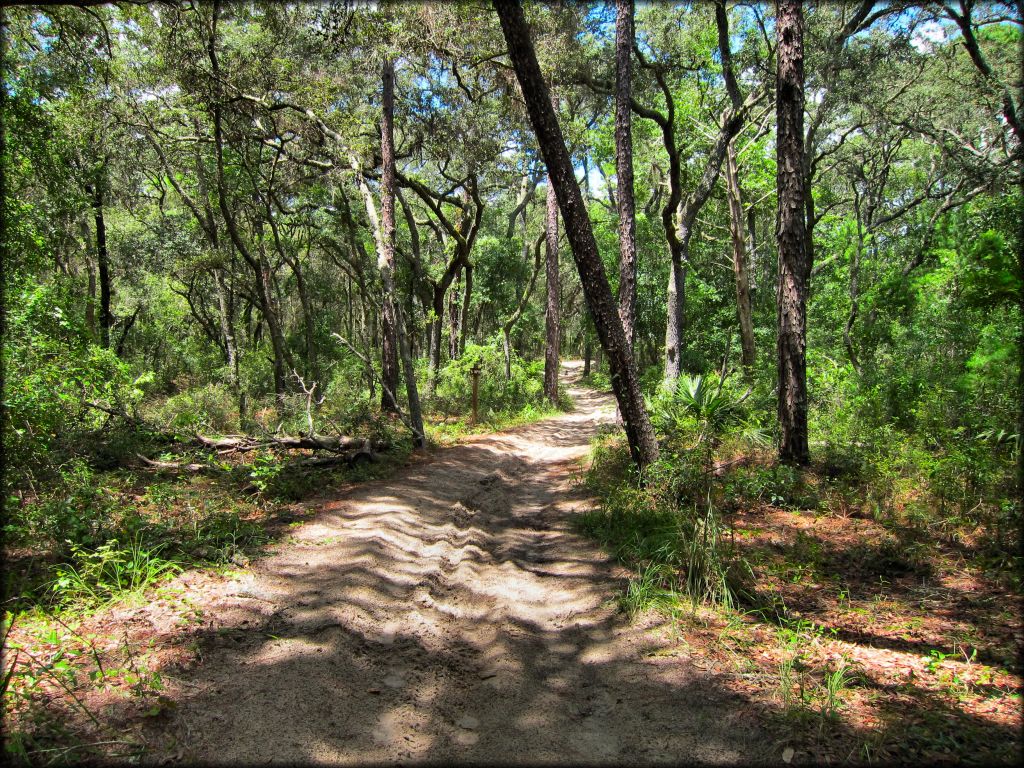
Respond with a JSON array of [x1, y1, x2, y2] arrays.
[[775, 0, 810, 465], [379, 60, 401, 415], [544, 142, 560, 407], [379, 59, 425, 446], [494, 0, 658, 468], [614, 0, 637, 351]]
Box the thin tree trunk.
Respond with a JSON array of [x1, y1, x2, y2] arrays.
[[544, 169, 560, 407], [428, 288, 444, 396], [503, 232, 544, 381], [214, 267, 240, 388], [84, 244, 97, 341], [845, 191, 864, 374], [776, 0, 810, 465], [379, 59, 424, 445], [615, 0, 637, 352], [747, 206, 758, 291], [85, 182, 112, 349], [291, 253, 318, 381], [725, 138, 755, 375], [449, 270, 461, 361], [379, 300, 400, 412], [208, 3, 289, 401], [459, 262, 473, 356], [495, 0, 658, 468]]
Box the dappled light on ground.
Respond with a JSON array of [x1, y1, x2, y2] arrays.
[[130, 362, 766, 764]]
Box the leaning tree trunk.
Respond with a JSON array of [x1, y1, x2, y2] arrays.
[[725, 138, 755, 376], [495, 0, 658, 468], [615, 0, 637, 351], [775, 0, 810, 465], [544, 169, 561, 407]]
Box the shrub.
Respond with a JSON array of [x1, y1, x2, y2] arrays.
[[4, 280, 149, 486], [145, 382, 239, 434], [432, 338, 546, 418]]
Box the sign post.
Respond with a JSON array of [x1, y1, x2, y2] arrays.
[[470, 362, 482, 424]]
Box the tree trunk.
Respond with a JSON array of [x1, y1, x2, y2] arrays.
[[502, 231, 544, 381], [449, 269, 461, 361], [85, 257, 97, 341], [214, 267, 240, 388], [845, 191, 864, 374], [664, 252, 686, 382], [495, 0, 658, 468], [290, 252, 318, 382], [615, 0, 637, 352], [428, 286, 444, 396], [747, 205, 758, 291], [775, 0, 810, 465], [380, 59, 425, 445], [459, 262, 473, 356], [583, 333, 592, 376], [258, 255, 290, 400], [725, 138, 755, 375], [85, 182, 112, 349], [544, 170, 560, 407], [207, 4, 289, 402]]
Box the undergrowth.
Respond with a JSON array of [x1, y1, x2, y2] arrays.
[[575, 369, 1022, 763]]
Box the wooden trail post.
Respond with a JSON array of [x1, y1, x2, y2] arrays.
[[470, 362, 482, 424]]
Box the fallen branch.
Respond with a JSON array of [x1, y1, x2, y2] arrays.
[[137, 454, 210, 473], [193, 433, 387, 454]]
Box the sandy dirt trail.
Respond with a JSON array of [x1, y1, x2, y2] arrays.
[[149, 361, 767, 764]]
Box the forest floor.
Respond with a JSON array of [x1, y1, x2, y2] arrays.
[[21, 361, 769, 764]]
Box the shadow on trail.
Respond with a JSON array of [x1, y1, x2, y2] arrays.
[[143, 365, 769, 764]]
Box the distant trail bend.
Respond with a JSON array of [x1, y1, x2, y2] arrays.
[[150, 360, 766, 764]]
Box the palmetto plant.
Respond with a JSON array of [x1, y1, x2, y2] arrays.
[[655, 374, 752, 449]]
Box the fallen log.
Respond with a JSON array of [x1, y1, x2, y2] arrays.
[[193, 433, 388, 454], [139, 441, 379, 475]]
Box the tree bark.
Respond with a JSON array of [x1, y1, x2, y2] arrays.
[[664, 253, 686, 381], [379, 60, 425, 445], [775, 0, 810, 465], [495, 0, 658, 468], [725, 138, 755, 375], [85, 181, 112, 349], [614, 0, 637, 352], [379, 63, 401, 414], [544, 168, 561, 407], [459, 261, 473, 356], [428, 287, 444, 394], [449, 269, 461, 361]]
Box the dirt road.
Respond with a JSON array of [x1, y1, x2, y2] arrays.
[[149, 361, 766, 764]]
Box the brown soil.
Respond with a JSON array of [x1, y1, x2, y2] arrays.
[[122, 361, 769, 764]]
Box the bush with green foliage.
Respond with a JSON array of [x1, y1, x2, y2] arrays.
[[431, 337, 549, 418], [4, 280, 150, 485]]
